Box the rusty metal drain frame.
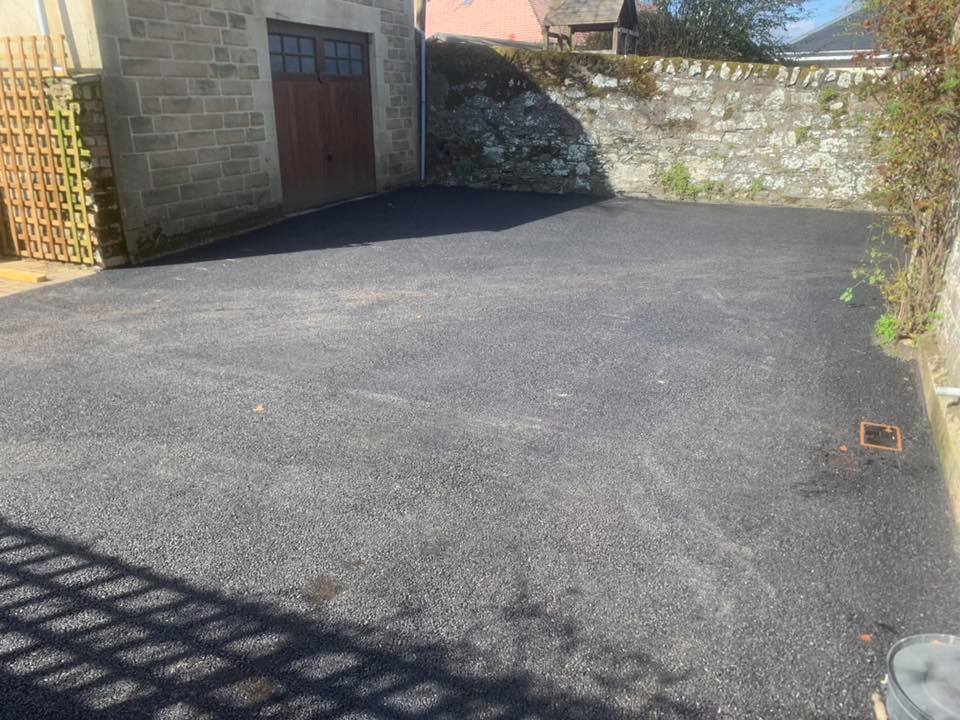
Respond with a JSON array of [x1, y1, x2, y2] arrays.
[[860, 421, 903, 452]]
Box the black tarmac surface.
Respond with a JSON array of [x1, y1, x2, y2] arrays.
[[1, 188, 957, 719]]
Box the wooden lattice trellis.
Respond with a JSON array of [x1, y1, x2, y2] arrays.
[[0, 35, 96, 265]]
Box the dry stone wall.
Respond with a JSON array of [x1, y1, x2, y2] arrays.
[[427, 45, 879, 209]]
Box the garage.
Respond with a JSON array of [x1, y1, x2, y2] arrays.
[[268, 21, 377, 213]]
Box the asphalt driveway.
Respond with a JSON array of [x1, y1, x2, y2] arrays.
[[0, 188, 958, 719]]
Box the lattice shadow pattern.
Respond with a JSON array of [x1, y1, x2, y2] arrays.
[[0, 517, 709, 719]]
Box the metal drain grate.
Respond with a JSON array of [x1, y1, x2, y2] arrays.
[[860, 421, 903, 452]]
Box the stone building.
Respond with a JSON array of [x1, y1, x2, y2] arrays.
[[2, 0, 419, 262]]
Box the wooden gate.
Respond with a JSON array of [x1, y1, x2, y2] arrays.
[[0, 35, 96, 264], [269, 21, 376, 213]]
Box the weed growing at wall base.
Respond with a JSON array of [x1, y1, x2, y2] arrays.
[[661, 163, 700, 199], [455, 158, 474, 181], [660, 164, 728, 201]]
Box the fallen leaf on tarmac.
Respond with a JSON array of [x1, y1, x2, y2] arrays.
[[253, 404, 265, 413], [839, 445, 849, 452], [860, 634, 874, 643]]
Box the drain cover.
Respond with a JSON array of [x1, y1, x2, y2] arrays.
[[860, 421, 903, 452]]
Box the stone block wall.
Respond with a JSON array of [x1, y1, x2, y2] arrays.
[[427, 45, 879, 209], [94, 0, 278, 260], [93, 0, 418, 261], [374, 0, 418, 189]]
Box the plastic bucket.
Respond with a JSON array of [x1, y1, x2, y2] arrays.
[[886, 634, 960, 720]]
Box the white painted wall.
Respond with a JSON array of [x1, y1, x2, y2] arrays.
[[1, 0, 102, 70]]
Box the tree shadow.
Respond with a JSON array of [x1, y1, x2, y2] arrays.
[[0, 517, 711, 719]]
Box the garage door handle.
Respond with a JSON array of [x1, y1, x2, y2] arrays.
[[327, 153, 333, 161]]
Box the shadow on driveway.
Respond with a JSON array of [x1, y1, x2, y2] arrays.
[[141, 188, 604, 267], [0, 517, 708, 719]]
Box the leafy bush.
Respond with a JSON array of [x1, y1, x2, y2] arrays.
[[581, 31, 614, 51], [842, 0, 960, 340], [637, 0, 805, 62], [875, 313, 899, 344]]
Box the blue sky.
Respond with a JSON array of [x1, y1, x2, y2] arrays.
[[786, 0, 857, 40]]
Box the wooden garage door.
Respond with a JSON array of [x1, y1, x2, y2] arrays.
[[268, 22, 376, 213]]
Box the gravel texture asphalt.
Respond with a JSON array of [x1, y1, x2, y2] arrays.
[[0, 187, 958, 719]]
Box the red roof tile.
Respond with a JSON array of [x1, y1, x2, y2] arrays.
[[425, 0, 545, 44]]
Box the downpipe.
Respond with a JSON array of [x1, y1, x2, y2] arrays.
[[35, 0, 50, 35], [419, 28, 427, 182]]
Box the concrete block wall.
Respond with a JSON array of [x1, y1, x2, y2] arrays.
[[93, 0, 418, 261]]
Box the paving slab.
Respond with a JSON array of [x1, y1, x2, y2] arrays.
[[0, 256, 95, 299]]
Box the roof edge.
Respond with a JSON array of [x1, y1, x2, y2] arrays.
[[788, 5, 865, 46]]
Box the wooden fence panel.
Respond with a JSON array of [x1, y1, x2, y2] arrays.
[[0, 35, 95, 265]]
